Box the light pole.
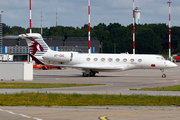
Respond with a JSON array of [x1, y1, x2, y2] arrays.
[[167, 0, 172, 59], [133, 0, 135, 54], [88, 0, 91, 54], [0, 11, 3, 54]]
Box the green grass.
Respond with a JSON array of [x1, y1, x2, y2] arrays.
[[0, 82, 103, 89], [130, 85, 180, 91], [0, 93, 179, 106]]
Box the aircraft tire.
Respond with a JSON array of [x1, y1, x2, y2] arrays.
[[89, 72, 95, 77], [162, 74, 166, 78], [82, 73, 88, 77]]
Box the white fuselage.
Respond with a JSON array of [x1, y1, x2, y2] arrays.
[[36, 51, 177, 72]]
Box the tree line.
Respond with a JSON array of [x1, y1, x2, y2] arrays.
[[2, 23, 180, 55]]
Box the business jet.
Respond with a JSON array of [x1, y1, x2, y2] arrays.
[[18, 33, 177, 78]]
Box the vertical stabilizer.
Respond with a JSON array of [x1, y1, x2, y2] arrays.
[[19, 33, 51, 56]]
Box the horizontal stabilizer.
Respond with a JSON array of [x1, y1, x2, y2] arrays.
[[18, 33, 42, 39]]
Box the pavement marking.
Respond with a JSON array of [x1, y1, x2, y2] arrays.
[[33, 117, 43, 120], [98, 110, 168, 120], [167, 79, 179, 82], [0, 108, 42, 120], [21, 109, 180, 119], [18, 114, 31, 118], [27, 113, 110, 119], [4, 110, 16, 115]]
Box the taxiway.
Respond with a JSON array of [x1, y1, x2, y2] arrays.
[[0, 63, 180, 120]]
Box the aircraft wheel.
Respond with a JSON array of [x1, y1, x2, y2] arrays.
[[82, 73, 88, 77], [89, 72, 95, 77], [162, 74, 166, 78]]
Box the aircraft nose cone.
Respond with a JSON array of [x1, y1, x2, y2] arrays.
[[168, 62, 177, 68], [173, 63, 177, 67]]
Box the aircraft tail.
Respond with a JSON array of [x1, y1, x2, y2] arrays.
[[19, 33, 52, 57], [29, 53, 45, 65]]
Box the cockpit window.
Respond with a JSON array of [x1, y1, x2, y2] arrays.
[[156, 57, 166, 61]]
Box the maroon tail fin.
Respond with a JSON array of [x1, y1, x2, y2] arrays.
[[29, 53, 45, 65], [27, 37, 44, 55]]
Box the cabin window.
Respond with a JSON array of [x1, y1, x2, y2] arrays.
[[130, 59, 134, 62], [138, 59, 142, 62], [123, 58, 127, 62], [86, 58, 90, 61], [94, 58, 98, 61], [108, 58, 112, 62], [101, 58, 105, 62], [116, 58, 120, 62]]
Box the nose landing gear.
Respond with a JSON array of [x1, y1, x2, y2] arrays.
[[162, 74, 166, 78], [160, 69, 166, 78]]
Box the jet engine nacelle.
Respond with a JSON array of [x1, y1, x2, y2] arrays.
[[42, 52, 73, 62]]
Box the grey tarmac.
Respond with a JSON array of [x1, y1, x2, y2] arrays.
[[0, 63, 180, 120], [0, 106, 180, 120], [0, 63, 180, 96]]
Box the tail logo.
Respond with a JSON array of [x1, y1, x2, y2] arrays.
[[27, 37, 44, 55]]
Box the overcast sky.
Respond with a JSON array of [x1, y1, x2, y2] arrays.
[[0, 0, 180, 28]]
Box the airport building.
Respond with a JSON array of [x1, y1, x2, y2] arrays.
[[1, 36, 100, 61]]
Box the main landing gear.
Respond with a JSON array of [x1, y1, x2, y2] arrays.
[[160, 69, 166, 78], [82, 71, 98, 77]]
